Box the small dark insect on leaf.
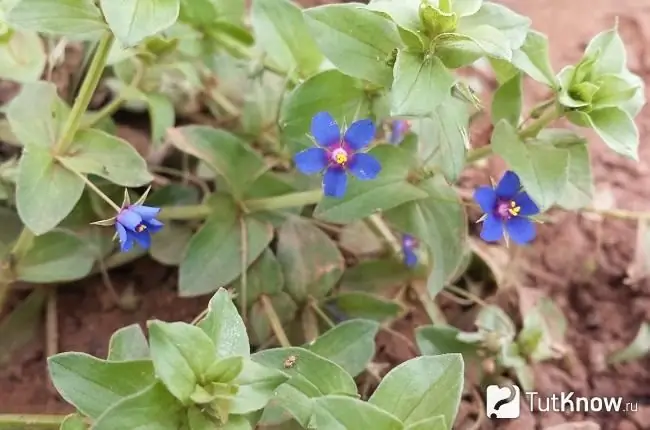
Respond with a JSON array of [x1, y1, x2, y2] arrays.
[[283, 355, 297, 368]]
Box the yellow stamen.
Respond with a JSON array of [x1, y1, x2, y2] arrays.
[[508, 200, 521, 216], [136, 224, 147, 232], [334, 151, 348, 165]]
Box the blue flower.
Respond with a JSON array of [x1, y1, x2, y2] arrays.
[[390, 120, 410, 144], [402, 234, 418, 267], [294, 112, 382, 198], [473, 171, 540, 245], [115, 205, 163, 252]]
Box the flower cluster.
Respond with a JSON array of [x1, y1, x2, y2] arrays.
[[294, 112, 382, 198], [473, 171, 540, 245]]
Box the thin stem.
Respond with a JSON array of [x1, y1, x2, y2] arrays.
[[84, 59, 145, 128], [412, 280, 447, 324], [308, 297, 335, 328], [466, 145, 493, 164], [518, 104, 560, 139], [582, 207, 650, 221], [53, 32, 114, 154], [0, 229, 35, 313], [365, 214, 401, 256], [239, 217, 248, 324], [0, 414, 67, 428], [245, 189, 322, 212], [157, 204, 213, 220], [67, 168, 121, 212], [260, 295, 290, 348]]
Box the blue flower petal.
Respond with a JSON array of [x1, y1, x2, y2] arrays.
[[480, 214, 504, 242], [403, 249, 418, 267], [496, 170, 521, 198], [294, 147, 328, 175], [514, 192, 540, 216], [130, 205, 160, 219], [390, 120, 408, 144], [344, 118, 375, 151], [144, 218, 164, 233], [348, 153, 381, 180], [133, 231, 152, 250], [505, 217, 536, 245], [473, 186, 497, 213], [323, 167, 348, 198], [116, 208, 142, 231], [115, 223, 133, 252], [311, 112, 340, 147]]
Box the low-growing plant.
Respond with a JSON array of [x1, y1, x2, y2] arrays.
[[0, 0, 647, 428]]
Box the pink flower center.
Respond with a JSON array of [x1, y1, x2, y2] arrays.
[[496, 200, 521, 220], [330, 147, 349, 166]]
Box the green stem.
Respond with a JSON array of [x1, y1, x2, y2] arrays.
[[0, 414, 67, 428], [245, 189, 322, 212], [364, 214, 401, 256], [465, 102, 562, 164], [582, 207, 650, 221], [158, 204, 213, 221], [67, 167, 121, 212], [54, 32, 114, 154], [260, 294, 291, 347], [518, 104, 561, 139], [83, 59, 145, 129]]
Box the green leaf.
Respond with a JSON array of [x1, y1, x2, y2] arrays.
[[491, 120, 570, 210], [584, 26, 626, 76], [411, 99, 470, 182], [252, 347, 357, 397], [340, 259, 413, 292], [6, 81, 69, 148], [585, 107, 639, 160], [308, 319, 379, 378], [100, 0, 180, 46], [16, 147, 85, 235], [608, 322, 650, 364], [6, 0, 107, 39], [15, 230, 94, 282], [405, 416, 446, 430], [147, 92, 175, 145], [107, 324, 150, 361], [369, 354, 464, 427], [47, 352, 155, 419], [512, 30, 557, 87], [392, 50, 455, 115], [325, 292, 404, 323], [310, 395, 403, 430], [150, 223, 193, 266], [57, 129, 152, 187], [0, 290, 46, 367], [232, 249, 284, 306], [384, 176, 468, 295], [536, 129, 593, 210], [518, 296, 567, 362], [276, 217, 344, 302], [198, 288, 250, 359], [435, 26, 512, 68], [0, 30, 46, 83], [179, 195, 273, 296], [304, 4, 401, 86], [416, 325, 478, 358], [251, 0, 322, 77], [204, 356, 244, 383], [314, 145, 428, 223], [0, 207, 23, 257], [280, 70, 372, 148], [231, 359, 290, 414], [458, 2, 530, 49], [367, 0, 423, 43], [93, 382, 184, 430], [60, 413, 87, 430], [148, 320, 217, 402], [491, 73, 522, 127], [168, 126, 267, 198]]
